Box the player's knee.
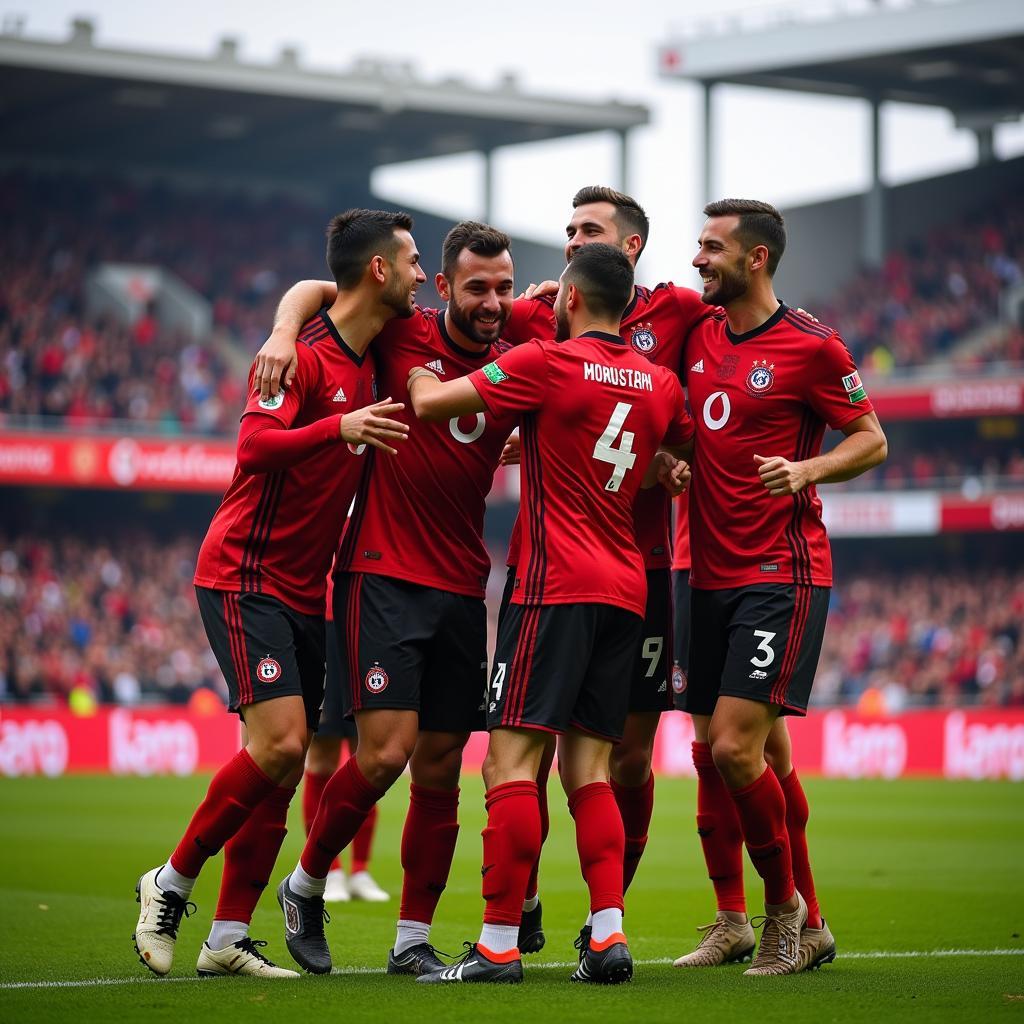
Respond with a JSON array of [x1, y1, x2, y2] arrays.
[[610, 746, 652, 788], [255, 732, 307, 777], [710, 737, 759, 787], [360, 740, 412, 788], [411, 746, 463, 790]]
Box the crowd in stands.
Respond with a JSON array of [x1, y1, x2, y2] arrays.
[[816, 195, 1024, 371], [813, 570, 1024, 711], [834, 447, 1024, 492], [0, 171, 327, 433], [1, 531, 1020, 711]]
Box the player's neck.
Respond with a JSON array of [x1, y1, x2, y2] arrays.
[[570, 315, 621, 338], [443, 309, 489, 354], [723, 284, 781, 337], [325, 294, 395, 356]]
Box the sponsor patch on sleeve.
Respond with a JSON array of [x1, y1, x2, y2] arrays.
[[258, 391, 285, 411], [842, 371, 867, 404], [482, 361, 508, 384]]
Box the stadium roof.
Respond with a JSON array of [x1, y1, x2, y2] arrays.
[[658, 0, 1024, 124], [0, 19, 649, 190]]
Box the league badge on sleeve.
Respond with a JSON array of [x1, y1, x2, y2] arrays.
[[745, 359, 775, 396], [630, 322, 658, 355], [258, 390, 285, 411], [842, 371, 868, 403], [482, 362, 508, 384]]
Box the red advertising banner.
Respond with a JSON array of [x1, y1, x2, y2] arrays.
[[0, 431, 236, 492], [869, 377, 1024, 420], [2, 705, 1022, 780]]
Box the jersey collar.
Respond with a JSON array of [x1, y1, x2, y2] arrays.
[[317, 307, 366, 366], [580, 330, 626, 345], [725, 301, 788, 345]]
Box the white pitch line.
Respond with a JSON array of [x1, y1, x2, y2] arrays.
[[2, 948, 1021, 990]]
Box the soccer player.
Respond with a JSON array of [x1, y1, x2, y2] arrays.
[[679, 199, 886, 976], [300, 569, 388, 904], [505, 187, 709, 954], [265, 223, 554, 976], [131, 208, 420, 978], [408, 244, 694, 985]]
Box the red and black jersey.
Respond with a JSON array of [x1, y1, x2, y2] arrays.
[[684, 303, 874, 590], [671, 493, 691, 572], [337, 303, 550, 599], [470, 333, 693, 618], [194, 310, 374, 615], [506, 283, 708, 569]]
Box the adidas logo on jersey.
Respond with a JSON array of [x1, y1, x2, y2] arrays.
[[690, 359, 705, 373], [332, 387, 347, 403], [426, 359, 445, 375]]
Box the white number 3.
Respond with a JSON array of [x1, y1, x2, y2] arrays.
[[593, 402, 636, 492], [751, 629, 777, 668]]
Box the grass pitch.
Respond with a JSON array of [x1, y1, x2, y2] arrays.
[[1, 773, 1021, 1023]]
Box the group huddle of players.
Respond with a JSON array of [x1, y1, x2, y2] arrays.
[[131, 186, 887, 985]]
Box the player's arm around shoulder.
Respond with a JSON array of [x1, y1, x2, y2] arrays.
[[406, 367, 486, 422]]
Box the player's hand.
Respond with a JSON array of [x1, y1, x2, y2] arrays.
[[254, 331, 299, 401], [660, 456, 691, 496], [500, 433, 521, 466], [340, 399, 409, 455], [520, 280, 559, 300], [754, 454, 812, 496]]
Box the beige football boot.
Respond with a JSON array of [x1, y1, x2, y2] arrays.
[[796, 919, 837, 972], [673, 912, 757, 967], [744, 891, 808, 976], [347, 870, 390, 902], [197, 938, 300, 978], [133, 867, 194, 976]]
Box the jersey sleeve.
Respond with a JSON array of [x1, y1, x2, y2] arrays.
[[805, 334, 874, 429], [504, 296, 556, 347], [468, 340, 549, 417], [240, 347, 314, 427], [661, 372, 695, 446]]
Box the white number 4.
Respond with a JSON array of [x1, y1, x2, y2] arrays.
[[491, 662, 507, 702], [750, 630, 777, 668], [593, 402, 636, 492]]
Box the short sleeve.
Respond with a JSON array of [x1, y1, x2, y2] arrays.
[[468, 340, 549, 417], [240, 347, 313, 427], [662, 374, 695, 446], [504, 297, 556, 347], [805, 334, 874, 429]]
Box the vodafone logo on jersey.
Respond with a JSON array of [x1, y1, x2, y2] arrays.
[[365, 663, 389, 694], [256, 658, 282, 684]]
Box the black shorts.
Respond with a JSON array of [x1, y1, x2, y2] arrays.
[[683, 584, 829, 718], [195, 586, 325, 730], [671, 569, 691, 709], [630, 568, 674, 714], [318, 625, 357, 740], [488, 601, 642, 741], [334, 572, 487, 733]]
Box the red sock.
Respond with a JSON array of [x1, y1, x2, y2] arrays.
[[215, 784, 295, 923], [399, 785, 459, 922], [611, 772, 654, 894], [729, 766, 795, 907], [302, 770, 340, 873], [777, 767, 822, 928], [300, 756, 385, 879], [170, 749, 277, 878], [351, 804, 378, 874], [481, 781, 541, 925], [568, 782, 625, 914], [693, 742, 746, 914], [524, 774, 549, 901]]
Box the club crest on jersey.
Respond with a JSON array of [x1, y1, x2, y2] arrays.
[[630, 322, 658, 355], [256, 657, 282, 684], [745, 359, 775, 396], [365, 663, 389, 694], [672, 664, 687, 694]]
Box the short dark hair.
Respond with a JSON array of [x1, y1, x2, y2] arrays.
[[563, 242, 634, 320], [326, 208, 414, 289], [703, 198, 786, 276], [441, 221, 512, 279], [572, 185, 650, 257]]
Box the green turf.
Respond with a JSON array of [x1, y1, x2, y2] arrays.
[[1, 774, 1022, 1022]]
